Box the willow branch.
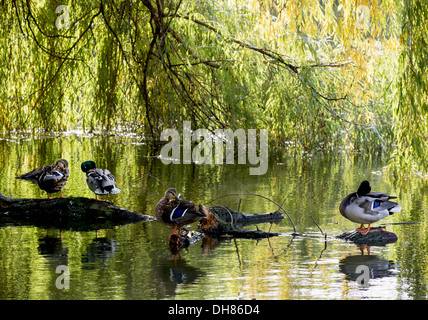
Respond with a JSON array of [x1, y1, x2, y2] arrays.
[[168, 28, 220, 68], [177, 14, 376, 127], [178, 14, 298, 73], [23, 7, 103, 126]]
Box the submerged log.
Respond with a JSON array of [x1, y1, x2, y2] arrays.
[[168, 204, 283, 251], [200, 205, 284, 235], [0, 192, 155, 230], [337, 227, 398, 245]]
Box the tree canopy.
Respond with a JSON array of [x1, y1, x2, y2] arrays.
[[0, 0, 426, 174]]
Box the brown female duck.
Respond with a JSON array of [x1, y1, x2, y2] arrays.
[[16, 159, 69, 199], [155, 188, 206, 236]]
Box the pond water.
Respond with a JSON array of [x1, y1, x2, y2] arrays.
[[0, 133, 427, 300]]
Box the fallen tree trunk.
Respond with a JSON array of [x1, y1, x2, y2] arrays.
[[0, 192, 285, 241], [0, 192, 155, 230]]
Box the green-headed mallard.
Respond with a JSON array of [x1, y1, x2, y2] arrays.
[[155, 188, 206, 236], [339, 180, 402, 235], [81, 161, 121, 201], [16, 159, 69, 199]]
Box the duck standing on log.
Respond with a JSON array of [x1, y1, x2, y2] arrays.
[[155, 188, 206, 238], [81, 161, 121, 202], [16, 159, 69, 199], [339, 180, 402, 235]]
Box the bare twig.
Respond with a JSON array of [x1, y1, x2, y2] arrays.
[[296, 209, 326, 238], [143, 173, 169, 189], [280, 177, 306, 208], [303, 60, 355, 69], [234, 178, 250, 193]]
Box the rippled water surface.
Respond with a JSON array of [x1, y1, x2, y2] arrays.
[[0, 134, 427, 300]]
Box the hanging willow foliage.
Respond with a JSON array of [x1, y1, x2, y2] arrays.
[[390, 0, 428, 175], [0, 0, 426, 173]]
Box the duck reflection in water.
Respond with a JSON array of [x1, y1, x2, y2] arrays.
[[82, 230, 117, 270], [154, 255, 205, 299], [339, 253, 398, 284], [37, 230, 69, 268]]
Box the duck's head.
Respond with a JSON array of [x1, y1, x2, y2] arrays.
[[81, 161, 96, 172], [165, 188, 179, 201], [56, 159, 69, 169], [357, 180, 371, 197]]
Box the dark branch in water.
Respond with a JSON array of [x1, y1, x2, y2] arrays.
[[296, 209, 326, 238], [204, 192, 297, 234]]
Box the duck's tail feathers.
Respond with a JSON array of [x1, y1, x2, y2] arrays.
[[108, 187, 121, 194], [95, 186, 121, 195], [388, 204, 402, 214], [94, 188, 109, 195], [15, 167, 44, 180]]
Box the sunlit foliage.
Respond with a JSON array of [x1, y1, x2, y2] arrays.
[[0, 1, 426, 173], [390, 0, 428, 175]]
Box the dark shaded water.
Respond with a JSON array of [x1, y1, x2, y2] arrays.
[[0, 133, 427, 299]]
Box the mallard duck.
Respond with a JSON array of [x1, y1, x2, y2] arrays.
[[16, 159, 69, 199], [339, 180, 402, 235], [81, 161, 121, 201], [155, 188, 206, 237]]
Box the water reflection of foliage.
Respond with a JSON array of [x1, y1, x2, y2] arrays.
[[0, 136, 428, 299]]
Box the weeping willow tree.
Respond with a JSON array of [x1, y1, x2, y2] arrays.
[[0, 0, 425, 173], [391, 0, 428, 175]]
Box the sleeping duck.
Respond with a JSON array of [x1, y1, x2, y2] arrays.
[[81, 161, 121, 201], [16, 159, 69, 199], [155, 188, 206, 237], [339, 180, 402, 235]]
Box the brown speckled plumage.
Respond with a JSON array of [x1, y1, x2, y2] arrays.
[[16, 159, 69, 198], [155, 188, 205, 234]]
